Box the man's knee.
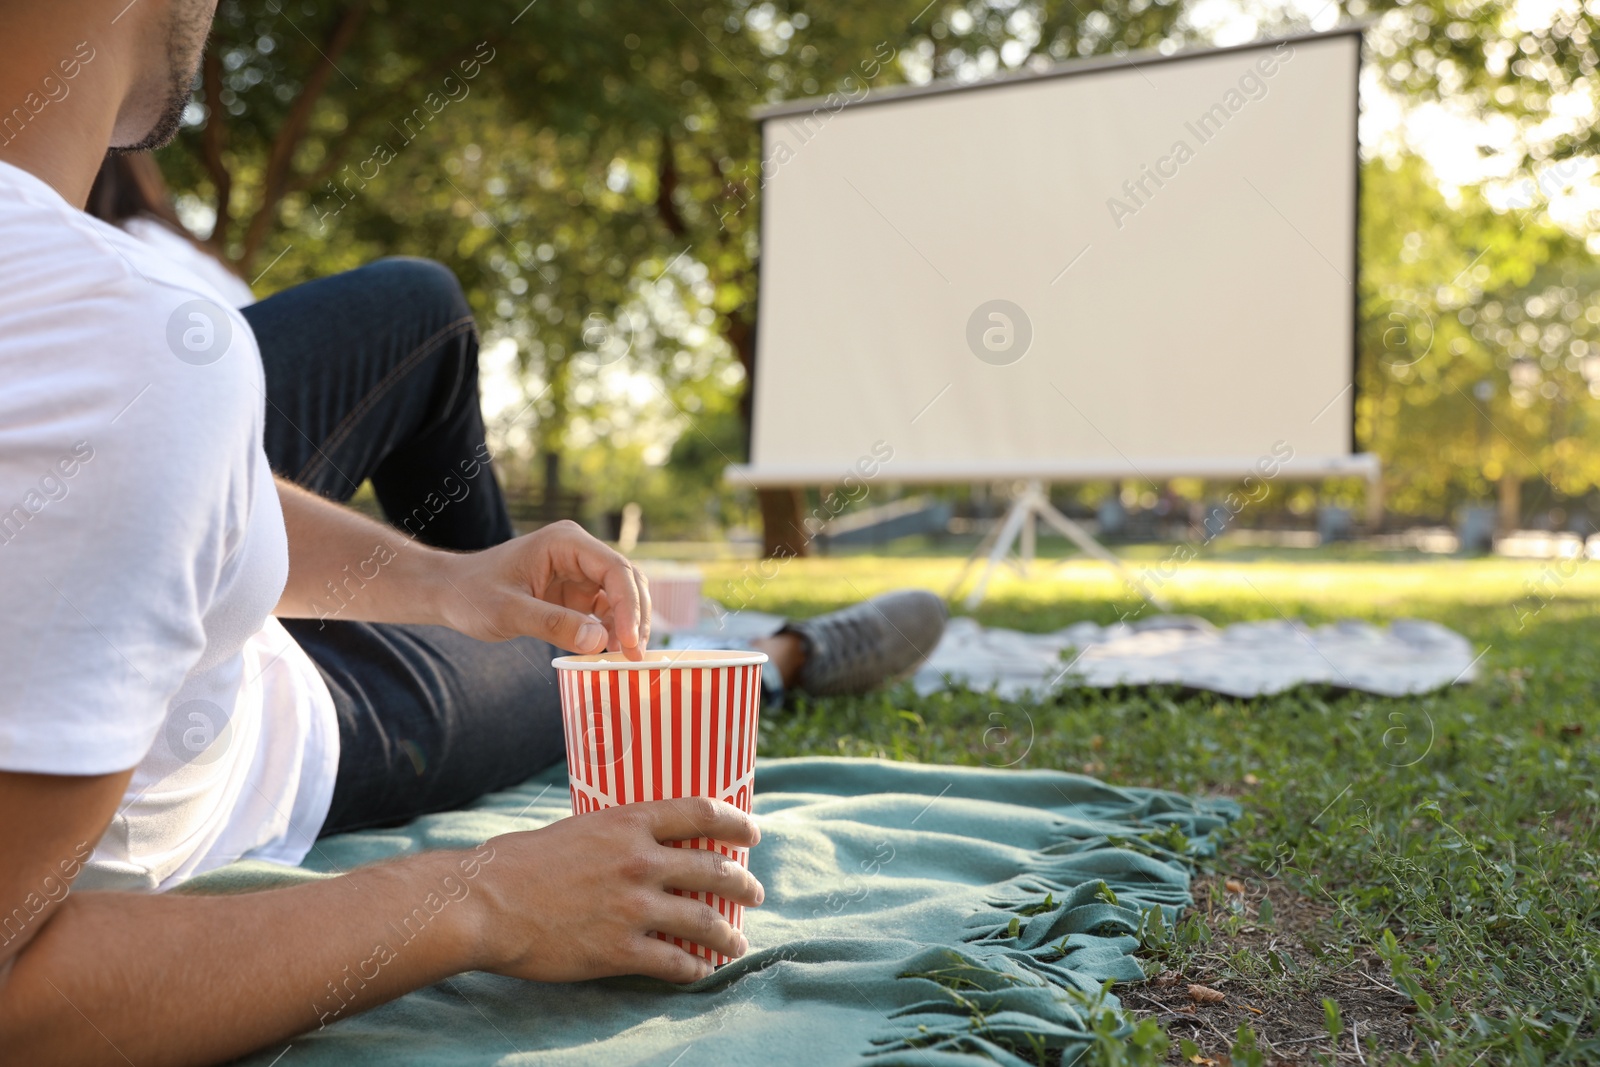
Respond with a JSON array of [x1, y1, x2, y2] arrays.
[[367, 256, 473, 328]]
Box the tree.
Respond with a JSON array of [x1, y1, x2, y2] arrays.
[[163, 1, 1203, 556], [1358, 0, 1600, 181], [1360, 153, 1600, 524], [162, 1, 1600, 541], [167, 0, 750, 520]]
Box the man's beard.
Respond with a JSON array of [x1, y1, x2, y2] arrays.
[[111, 80, 191, 154], [113, 3, 209, 154]]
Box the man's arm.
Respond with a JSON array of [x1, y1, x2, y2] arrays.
[[273, 477, 459, 629], [0, 484, 729, 1064], [274, 477, 651, 656], [0, 769, 762, 1067]]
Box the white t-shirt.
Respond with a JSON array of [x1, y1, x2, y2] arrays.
[[0, 159, 339, 891], [121, 216, 259, 311]]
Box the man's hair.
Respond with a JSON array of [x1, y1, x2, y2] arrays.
[[86, 153, 185, 227]]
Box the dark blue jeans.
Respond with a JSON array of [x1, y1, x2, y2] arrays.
[[246, 257, 568, 836]]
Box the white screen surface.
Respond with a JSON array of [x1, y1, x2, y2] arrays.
[[742, 32, 1360, 484]]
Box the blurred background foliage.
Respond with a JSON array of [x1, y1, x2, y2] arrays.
[[149, 0, 1600, 540]]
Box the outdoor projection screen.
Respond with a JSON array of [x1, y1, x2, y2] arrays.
[[733, 29, 1367, 486]]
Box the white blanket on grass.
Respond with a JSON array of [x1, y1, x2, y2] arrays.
[[675, 611, 1479, 699]]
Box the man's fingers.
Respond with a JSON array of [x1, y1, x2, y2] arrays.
[[633, 567, 652, 651], [538, 521, 646, 657], [636, 796, 761, 849], [601, 561, 643, 659], [512, 598, 607, 653], [660, 845, 765, 907], [559, 525, 641, 653], [647, 896, 749, 963], [627, 936, 715, 984]]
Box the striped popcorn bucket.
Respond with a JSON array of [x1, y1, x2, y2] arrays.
[[551, 649, 767, 966], [639, 562, 703, 633]]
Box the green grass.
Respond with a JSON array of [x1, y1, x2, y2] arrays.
[[701, 549, 1600, 1065]]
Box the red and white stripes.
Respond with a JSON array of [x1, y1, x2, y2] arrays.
[[554, 651, 765, 966], [644, 569, 703, 632]]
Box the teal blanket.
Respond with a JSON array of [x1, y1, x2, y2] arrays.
[[197, 758, 1236, 1066]]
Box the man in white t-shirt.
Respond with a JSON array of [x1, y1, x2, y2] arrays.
[[0, 2, 955, 1063], [0, 3, 765, 1062]]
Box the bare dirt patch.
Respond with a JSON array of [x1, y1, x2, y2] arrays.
[[1123, 873, 1419, 1064]]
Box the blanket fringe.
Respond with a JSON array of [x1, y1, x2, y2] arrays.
[[868, 794, 1238, 1064]]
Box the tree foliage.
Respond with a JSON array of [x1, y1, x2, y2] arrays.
[[152, 0, 1600, 532], [1360, 154, 1600, 517]]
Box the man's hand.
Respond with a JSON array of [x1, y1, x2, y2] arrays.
[[472, 797, 764, 983], [434, 520, 652, 658], [276, 482, 652, 657], [1, 779, 761, 1065]]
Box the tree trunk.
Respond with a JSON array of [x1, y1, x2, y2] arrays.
[[722, 313, 810, 559], [759, 487, 810, 559], [655, 133, 804, 560], [237, 1, 371, 270], [199, 49, 232, 254], [1498, 474, 1521, 534], [544, 447, 563, 524]]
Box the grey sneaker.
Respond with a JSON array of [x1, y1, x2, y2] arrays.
[[779, 590, 949, 697]]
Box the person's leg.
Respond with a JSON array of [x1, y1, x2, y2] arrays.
[[676, 590, 948, 703], [247, 256, 560, 833], [245, 257, 947, 834], [244, 255, 513, 551], [670, 632, 800, 709], [295, 620, 565, 836]]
